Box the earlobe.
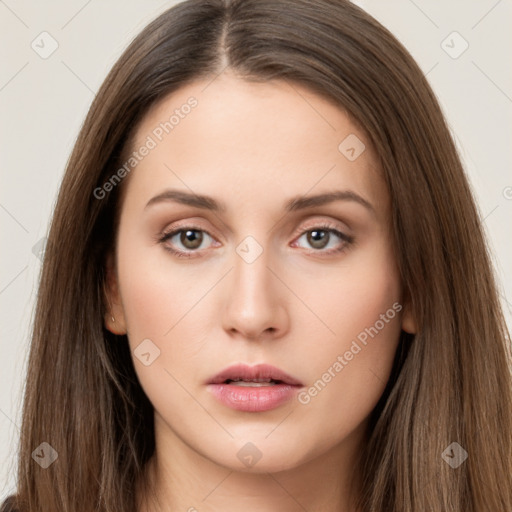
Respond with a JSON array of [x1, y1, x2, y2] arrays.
[[401, 303, 417, 334], [103, 253, 127, 335], [104, 306, 127, 335]]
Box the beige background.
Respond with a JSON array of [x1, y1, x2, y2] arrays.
[[1, 0, 511, 498]]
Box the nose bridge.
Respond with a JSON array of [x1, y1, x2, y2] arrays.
[[234, 243, 270, 302], [222, 235, 286, 338]]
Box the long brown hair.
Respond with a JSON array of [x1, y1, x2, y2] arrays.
[[2, 1, 511, 511]]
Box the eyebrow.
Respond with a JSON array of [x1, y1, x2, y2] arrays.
[[144, 189, 375, 214], [145, 189, 224, 211]]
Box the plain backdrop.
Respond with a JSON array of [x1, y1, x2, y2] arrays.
[[1, 0, 511, 499]]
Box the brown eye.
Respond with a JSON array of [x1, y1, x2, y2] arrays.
[[294, 225, 353, 255], [307, 230, 330, 249], [159, 227, 215, 257], [179, 229, 203, 249]]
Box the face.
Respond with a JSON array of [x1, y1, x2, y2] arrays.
[[105, 72, 416, 474]]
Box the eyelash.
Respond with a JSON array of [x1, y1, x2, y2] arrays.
[[156, 222, 354, 259]]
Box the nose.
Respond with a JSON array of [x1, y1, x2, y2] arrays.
[[221, 242, 289, 341]]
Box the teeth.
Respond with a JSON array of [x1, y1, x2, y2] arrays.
[[229, 381, 276, 387], [224, 378, 281, 387], [231, 378, 272, 383]]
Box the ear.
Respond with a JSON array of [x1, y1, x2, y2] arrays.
[[103, 251, 127, 335], [400, 300, 417, 334]]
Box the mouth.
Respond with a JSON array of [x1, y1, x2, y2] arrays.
[[208, 363, 303, 386], [223, 378, 283, 387], [206, 363, 303, 412]]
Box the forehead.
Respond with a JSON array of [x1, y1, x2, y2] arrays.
[[124, 73, 388, 216]]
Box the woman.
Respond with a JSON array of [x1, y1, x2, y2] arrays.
[[2, 0, 511, 511]]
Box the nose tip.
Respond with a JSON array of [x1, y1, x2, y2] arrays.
[[221, 246, 288, 341]]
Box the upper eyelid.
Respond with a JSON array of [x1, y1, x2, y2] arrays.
[[161, 219, 347, 237], [162, 215, 350, 235]]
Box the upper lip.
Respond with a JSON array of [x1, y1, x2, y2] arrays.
[[207, 363, 303, 386]]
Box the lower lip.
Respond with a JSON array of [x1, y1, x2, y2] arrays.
[[207, 383, 301, 412]]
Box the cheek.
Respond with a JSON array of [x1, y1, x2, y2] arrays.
[[295, 242, 402, 435], [115, 238, 218, 423], [116, 233, 220, 371], [322, 263, 402, 349], [300, 235, 401, 347]]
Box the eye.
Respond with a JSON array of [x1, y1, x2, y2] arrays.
[[157, 222, 353, 259], [158, 226, 217, 258], [293, 224, 353, 255]]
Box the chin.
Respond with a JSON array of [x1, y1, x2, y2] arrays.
[[203, 435, 317, 475]]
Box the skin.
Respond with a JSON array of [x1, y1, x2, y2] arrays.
[[104, 71, 416, 512]]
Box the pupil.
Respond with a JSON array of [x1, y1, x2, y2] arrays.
[[181, 230, 203, 249]]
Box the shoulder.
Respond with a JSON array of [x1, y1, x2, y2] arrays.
[[0, 495, 18, 512]]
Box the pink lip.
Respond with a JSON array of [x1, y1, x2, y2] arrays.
[[207, 363, 303, 386], [206, 363, 304, 412]]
